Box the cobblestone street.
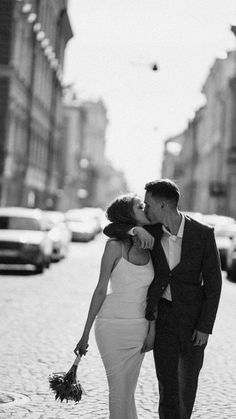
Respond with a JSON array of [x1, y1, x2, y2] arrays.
[[0, 234, 236, 418]]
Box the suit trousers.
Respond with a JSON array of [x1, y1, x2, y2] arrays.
[[153, 298, 206, 419]]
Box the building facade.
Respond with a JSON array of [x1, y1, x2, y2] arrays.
[[0, 0, 72, 208], [162, 50, 236, 217], [60, 95, 128, 211]]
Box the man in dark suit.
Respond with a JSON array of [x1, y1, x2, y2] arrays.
[[104, 179, 222, 419]]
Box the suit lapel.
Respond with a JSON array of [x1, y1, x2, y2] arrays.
[[172, 216, 193, 272], [150, 226, 166, 266], [152, 217, 195, 272], [152, 226, 170, 268], [157, 237, 169, 266]]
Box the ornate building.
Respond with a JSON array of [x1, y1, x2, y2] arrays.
[[60, 95, 128, 210], [0, 0, 72, 208], [162, 49, 236, 217]]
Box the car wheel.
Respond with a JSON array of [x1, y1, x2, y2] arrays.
[[35, 264, 44, 274], [44, 257, 51, 269], [218, 250, 226, 271], [229, 260, 236, 282]]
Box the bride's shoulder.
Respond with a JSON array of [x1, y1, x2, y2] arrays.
[[103, 239, 123, 265], [105, 238, 122, 253], [107, 237, 120, 242]]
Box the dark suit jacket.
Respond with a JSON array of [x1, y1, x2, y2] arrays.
[[104, 216, 222, 337]]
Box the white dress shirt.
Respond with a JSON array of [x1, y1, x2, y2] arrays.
[[161, 215, 185, 301]]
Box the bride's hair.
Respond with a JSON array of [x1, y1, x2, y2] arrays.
[[106, 193, 137, 224]]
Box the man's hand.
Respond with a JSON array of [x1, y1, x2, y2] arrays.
[[140, 333, 155, 353], [133, 227, 155, 249], [141, 319, 156, 353], [192, 329, 209, 346]]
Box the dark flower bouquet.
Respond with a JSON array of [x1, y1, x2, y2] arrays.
[[49, 354, 85, 403]]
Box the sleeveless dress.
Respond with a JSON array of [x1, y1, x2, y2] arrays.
[[94, 244, 154, 419]]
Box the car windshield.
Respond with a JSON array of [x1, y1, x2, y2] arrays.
[[45, 212, 64, 225], [215, 224, 236, 236], [0, 216, 40, 231], [66, 213, 88, 222], [203, 215, 235, 226]]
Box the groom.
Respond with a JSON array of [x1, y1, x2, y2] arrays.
[[104, 179, 222, 419]]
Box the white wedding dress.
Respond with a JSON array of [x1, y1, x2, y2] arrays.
[[94, 244, 154, 419]]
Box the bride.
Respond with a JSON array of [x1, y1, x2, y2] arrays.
[[74, 193, 156, 419]]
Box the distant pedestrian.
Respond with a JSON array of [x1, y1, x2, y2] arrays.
[[104, 178, 222, 419], [74, 194, 156, 418]]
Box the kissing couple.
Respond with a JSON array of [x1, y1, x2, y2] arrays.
[[74, 178, 222, 419]]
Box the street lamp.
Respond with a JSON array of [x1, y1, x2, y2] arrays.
[[36, 31, 45, 41], [151, 63, 159, 71], [231, 25, 236, 37], [33, 22, 41, 32], [131, 61, 160, 71], [22, 3, 32, 14], [27, 13, 37, 23]]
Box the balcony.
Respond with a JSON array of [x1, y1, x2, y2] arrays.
[[209, 181, 227, 197], [227, 148, 236, 164]]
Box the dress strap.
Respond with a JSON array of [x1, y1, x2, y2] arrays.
[[121, 241, 129, 260], [121, 241, 133, 261]]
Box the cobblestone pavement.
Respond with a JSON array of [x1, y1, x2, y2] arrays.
[[0, 234, 236, 418]]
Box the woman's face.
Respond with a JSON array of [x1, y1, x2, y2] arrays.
[[132, 197, 150, 225]]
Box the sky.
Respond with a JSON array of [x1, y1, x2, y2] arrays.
[[64, 0, 236, 196]]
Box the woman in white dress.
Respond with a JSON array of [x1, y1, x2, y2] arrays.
[[74, 194, 156, 419]]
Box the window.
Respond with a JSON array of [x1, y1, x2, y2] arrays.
[[0, 216, 40, 230]]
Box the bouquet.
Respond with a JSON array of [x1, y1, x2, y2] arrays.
[[49, 354, 85, 403]]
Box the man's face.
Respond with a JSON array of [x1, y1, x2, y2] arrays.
[[144, 191, 164, 224]]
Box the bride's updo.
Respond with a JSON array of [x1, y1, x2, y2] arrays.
[[106, 194, 137, 225]]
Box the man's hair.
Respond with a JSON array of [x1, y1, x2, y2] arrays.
[[145, 179, 180, 206]]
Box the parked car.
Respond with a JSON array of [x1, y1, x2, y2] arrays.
[[202, 214, 236, 227], [183, 211, 203, 222], [80, 207, 104, 234], [44, 210, 71, 262], [0, 207, 53, 273], [65, 209, 98, 242], [100, 210, 110, 230], [202, 214, 236, 270], [226, 232, 236, 281]]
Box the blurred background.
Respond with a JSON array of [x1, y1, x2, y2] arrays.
[[1, 0, 236, 278], [1, 2, 236, 417]]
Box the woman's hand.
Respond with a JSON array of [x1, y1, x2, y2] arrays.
[[140, 331, 155, 353], [74, 335, 89, 356], [140, 320, 156, 353]]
